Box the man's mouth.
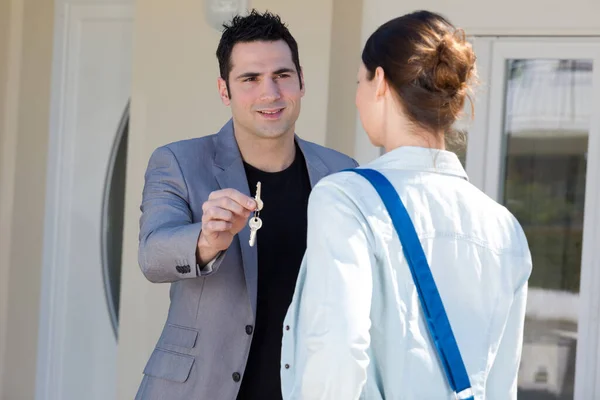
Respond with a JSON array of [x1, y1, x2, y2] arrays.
[[257, 108, 285, 119]]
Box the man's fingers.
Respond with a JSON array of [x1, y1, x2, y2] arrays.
[[203, 197, 252, 217], [204, 207, 234, 222], [208, 188, 256, 211], [204, 220, 232, 232]]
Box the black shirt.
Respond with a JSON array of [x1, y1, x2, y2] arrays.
[[237, 146, 312, 400]]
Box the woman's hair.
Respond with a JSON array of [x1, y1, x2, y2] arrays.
[[362, 10, 477, 136]]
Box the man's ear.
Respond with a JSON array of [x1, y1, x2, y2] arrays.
[[217, 77, 230, 105], [299, 67, 306, 97]]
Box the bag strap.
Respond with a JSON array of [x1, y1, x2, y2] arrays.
[[346, 168, 474, 400]]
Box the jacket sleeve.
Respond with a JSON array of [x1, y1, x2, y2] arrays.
[[137, 146, 224, 283], [485, 274, 529, 399], [284, 178, 374, 400], [485, 218, 532, 400]]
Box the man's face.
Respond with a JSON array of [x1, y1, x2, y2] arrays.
[[218, 40, 305, 140]]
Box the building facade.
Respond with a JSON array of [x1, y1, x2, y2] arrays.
[[1, 0, 600, 399]]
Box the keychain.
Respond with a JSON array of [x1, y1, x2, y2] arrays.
[[249, 182, 263, 247]]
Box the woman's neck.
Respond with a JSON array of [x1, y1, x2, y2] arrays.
[[381, 114, 445, 153]]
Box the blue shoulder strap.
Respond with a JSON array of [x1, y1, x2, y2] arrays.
[[346, 168, 474, 400]]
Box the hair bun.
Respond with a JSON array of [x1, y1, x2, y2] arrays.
[[428, 30, 476, 102]]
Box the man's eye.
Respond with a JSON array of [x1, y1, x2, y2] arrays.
[[243, 77, 257, 82], [277, 74, 290, 79]]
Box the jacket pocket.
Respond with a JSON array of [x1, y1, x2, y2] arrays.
[[143, 348, 195, 383], [160, 324, 198, 349]]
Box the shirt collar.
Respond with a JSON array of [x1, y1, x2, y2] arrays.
[[368, 146, 469, 181]]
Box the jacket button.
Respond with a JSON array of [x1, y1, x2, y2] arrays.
[[232, 372, 241, 382], [245, 325, 253, 335]]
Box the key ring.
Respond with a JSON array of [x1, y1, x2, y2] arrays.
[[248, 182, 264, 247]]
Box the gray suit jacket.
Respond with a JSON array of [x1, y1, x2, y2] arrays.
[[135, 120, 358, 400]]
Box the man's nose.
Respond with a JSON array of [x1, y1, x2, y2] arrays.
[[259, 78, 281, 101]]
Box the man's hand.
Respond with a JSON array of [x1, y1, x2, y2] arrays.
[[196, 188, 257, 265]]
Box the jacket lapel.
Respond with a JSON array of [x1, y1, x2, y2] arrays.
[[296, 136, 330, 188], [212, 121, 331, 318], [213, 120, 258, 316]]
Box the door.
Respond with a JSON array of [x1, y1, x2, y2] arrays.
[[36, 2, 133, 399], [466, 38, 600, 399]]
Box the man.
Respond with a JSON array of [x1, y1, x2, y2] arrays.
[[135, 10, 358, 400]]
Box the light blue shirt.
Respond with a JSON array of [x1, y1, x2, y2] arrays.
[[280, 146, 532, 400]]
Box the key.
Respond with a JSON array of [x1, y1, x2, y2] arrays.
[[249, 182, 264, 247], [255, 181, 264, 211], [248, 216, 263, 247]]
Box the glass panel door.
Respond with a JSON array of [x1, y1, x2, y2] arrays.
[[481, 40, 600, 399], [505, 58, 587, 400]]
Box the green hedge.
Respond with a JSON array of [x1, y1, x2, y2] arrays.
[[522, 226, 582, 293]]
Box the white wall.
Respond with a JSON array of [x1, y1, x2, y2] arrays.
[[326, 0, 364, 158], [361, 1, 600, 36], [0, 0, 16, 393], [0, 0, 54, 398]]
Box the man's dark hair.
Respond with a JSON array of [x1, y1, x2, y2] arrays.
[[216, 9, 303, 95]]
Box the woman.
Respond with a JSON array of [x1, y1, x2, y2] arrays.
[[280, 10, 532, 400]]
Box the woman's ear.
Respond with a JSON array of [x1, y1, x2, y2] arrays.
[[374, 66, 387, 98]]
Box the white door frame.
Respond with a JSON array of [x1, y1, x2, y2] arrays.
[[35, 2, 133, 399], [464, 36, 494, 190], [467, 37, 600, 399]]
